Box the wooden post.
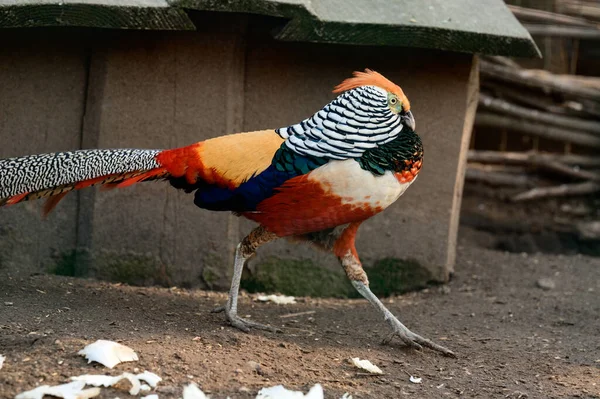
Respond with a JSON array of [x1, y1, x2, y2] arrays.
[[446, 56, 480, 275]]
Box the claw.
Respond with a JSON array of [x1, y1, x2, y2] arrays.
[[383, 316, 456, 357], [383, 328, 456, 357], [226, 312, 281, 333], [211, 305, 226, 313], [213, 301, 281, 333], [382, 332, 422, 350]]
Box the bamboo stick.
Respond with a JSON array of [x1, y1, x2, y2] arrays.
[[467, 150, 600, 167], [475, 112, 600, 148], [480, 60, 600, 101], [540, 160, 600, 181], [507, 4, 594, 27], [524, 24, 600, 39], [512, 181, 600, 201], [481, 83, 587, 117], [482, 55, 522, 69], [508, 4, 595, 26], [468, 150, 600, 182], [576, 221, 600, 239], [478, 93, 600, 134], [465, 168, 534, 187], [561, 0, 600, 22]]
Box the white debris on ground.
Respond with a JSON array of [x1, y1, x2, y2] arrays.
[[15, 376, 353, 399], [182, 383, 209, 399], [71, 371, 162, 395], [256, 294, 296, 305], [136, 371, 162, 387], [409, 375, 422, 384], [15, 371, 161, 399], [14, 339, 356, 399], [78, 340, 138, 368], [0, 354, 5, 370], [256, 384, 324, 399], [350, 358, 383, 374], [181, 383, 352, 399], [15, 380, 101, 399]]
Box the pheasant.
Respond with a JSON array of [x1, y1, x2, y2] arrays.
[[0, 70, 454, 356]]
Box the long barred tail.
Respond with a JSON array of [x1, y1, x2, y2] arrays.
[[0, 148, 167, 214]]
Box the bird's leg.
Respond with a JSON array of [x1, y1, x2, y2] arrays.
[[351, 280, 455, 357], [214, 226, 279, 333], [333, 223, 456, 357]]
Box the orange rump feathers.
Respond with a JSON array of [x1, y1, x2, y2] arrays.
[[333, 69, 410, 111]]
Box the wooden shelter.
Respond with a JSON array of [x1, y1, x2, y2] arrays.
[[0, 0, 539, 293]]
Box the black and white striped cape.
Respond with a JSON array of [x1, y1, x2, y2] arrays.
[[276, 85, 403, 160]]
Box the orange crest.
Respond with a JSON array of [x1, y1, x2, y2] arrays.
[[333, 69, 410, 111]]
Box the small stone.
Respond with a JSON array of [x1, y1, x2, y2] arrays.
[[4, 302, 13, 306], [536, 278, 555, 290], [247, 361, 261, 374]]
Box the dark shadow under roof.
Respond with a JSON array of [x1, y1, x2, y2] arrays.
[[0, 0, 540, 57]]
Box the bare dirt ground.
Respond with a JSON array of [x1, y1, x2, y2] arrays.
[[1, 227, 599, 399]]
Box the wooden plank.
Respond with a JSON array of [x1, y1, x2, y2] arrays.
[[223, 18, 248, 290], [0, 31, 86, 275]]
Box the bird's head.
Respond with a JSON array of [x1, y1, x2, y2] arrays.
[[333, 69, 415, 131]]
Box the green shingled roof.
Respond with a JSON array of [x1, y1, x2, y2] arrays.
[[0, 0, 195, 30], [0, 0, 540, 57]]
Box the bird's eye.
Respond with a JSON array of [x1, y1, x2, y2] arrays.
[[390, 97, 397, 105]]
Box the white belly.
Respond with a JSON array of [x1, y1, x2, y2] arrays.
[[307, 159, 414, 210]]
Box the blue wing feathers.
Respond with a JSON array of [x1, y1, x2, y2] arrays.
[[189, 146, 328, 212]]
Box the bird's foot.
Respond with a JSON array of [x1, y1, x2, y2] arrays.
[[383, 318, 456, 357], [226, 310, 281, 333], [212, 304, 280, 333], [227, 313, 280, 333]]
